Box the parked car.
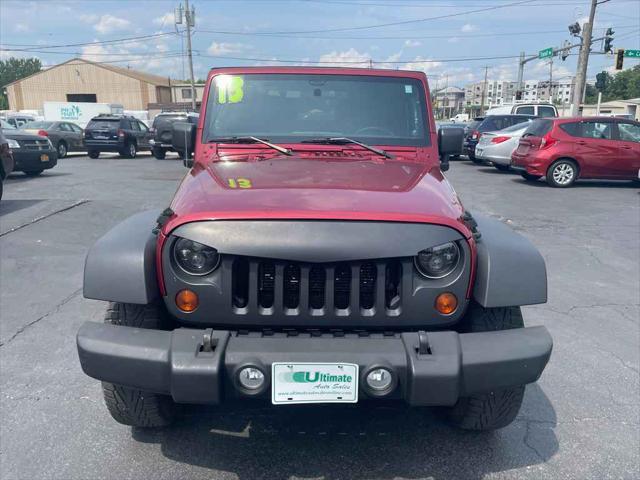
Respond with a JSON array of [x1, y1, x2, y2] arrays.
[[486, 103, 558, 117], [0, 126, 16, 200], [475, 121, 534, 171], [3, 114, 38, 128], [77, 66, 552, 433], [149, 112, 199, 159], [0, 119, 57, 176], [464, 114, 535, 162], [83, 114, 152, 158], [511, 117, 640, 187], [21, 121, 84, 158], [449, 113, 469, 123]]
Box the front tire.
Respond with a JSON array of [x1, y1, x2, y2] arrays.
[[449, 302, 526, 430], [152, 147, 166, 160], [101, 302, 175, 427], [24, 170, 43, 177], [120, 142, 137, 159], [88, 150, 100, 159], [547, 159, 578, 188]]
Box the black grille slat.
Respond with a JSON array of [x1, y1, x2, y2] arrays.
[[231, 258, 249, 309], [258, 262, 275, 308], [334, 264, 351, 310], [283, 264, 301, 309], [309, 266, 326, 309], [385, 261, 402, 311], [359, 263, 377, 310]]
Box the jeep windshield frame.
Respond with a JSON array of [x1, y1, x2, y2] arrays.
[[203, 73, 430, 147]]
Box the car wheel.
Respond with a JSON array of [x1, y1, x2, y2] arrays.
[[448, 302, 526, 430], [0, 179, 3, 201], [88, 150, 100, 159], [547, 159, 578, 188], [101, 302, 176, 427], [24, 170, 43, 177], [494, 164, 510, 171], [57, 141, 67, 159], [153, 147, 166, 160], [520, 172, 542, 182]]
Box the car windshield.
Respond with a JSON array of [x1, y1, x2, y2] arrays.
[[0, 119, 17, 129], [22, 121, 54, 129], [499, 122, 532, 133], [203, 74, 429, 146]]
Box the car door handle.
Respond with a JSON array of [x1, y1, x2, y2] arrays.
[[621, 145, 632, 149]]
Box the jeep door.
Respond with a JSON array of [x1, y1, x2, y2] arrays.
[[136, 120, 152, 149]]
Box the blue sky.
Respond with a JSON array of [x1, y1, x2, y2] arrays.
[[1, 0, 639, 86]]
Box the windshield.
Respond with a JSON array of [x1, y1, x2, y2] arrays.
[[499, 122, 532, 133], [0, 119, 16, 129], [22, 121, 54, 129], [204, 74, 429, 146]]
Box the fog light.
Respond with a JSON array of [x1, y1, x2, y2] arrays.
[[176, 289, 199, 312], [366, 368, 393, 391], [238, 367, 265, 390], [435, 292, 458, 315]]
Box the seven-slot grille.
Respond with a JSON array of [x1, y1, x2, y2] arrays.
[[231, 258, 404, 317], [18, 139, 50, 151]]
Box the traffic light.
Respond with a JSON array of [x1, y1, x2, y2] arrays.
[[616, 49, 625, 70], [515, 91, 523, 101], [568, 22, 581, 36], [604, 28, 614, 54], [595, 72, 606, 91]]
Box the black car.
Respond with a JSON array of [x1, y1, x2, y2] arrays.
[[0, 119, 58, 176], [150, 112, 199, 159], [464, 114, 535, 163], [83, 115, 152, 159]]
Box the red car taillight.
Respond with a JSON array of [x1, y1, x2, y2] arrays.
[[540, 133, 558, 149], [117, 129, 125, 138], [491, 136, 510, 144], [37, 129, 48, 137]]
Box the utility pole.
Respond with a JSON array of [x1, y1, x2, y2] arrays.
[[183, 0, 197, 111], [570, 0, 599, 116], [480, 66, 489, 116], [516, 51, 525, 101], [549, 58, 553, 102]]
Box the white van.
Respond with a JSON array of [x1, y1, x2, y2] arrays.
[[449, 113, 469, 123], [486, 103, 558, 117]]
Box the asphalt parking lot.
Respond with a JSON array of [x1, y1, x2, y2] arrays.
[[0, 153, 638, 480]]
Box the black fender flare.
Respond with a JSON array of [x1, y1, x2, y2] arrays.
[[472, 213, 547, 308], [83, 210, 161, 304]]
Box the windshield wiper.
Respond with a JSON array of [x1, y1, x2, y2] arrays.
[[300, 137, 394, 159], [209, 136, 293, 156]]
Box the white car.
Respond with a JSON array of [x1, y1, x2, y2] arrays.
[[474, 122, 532, 171]]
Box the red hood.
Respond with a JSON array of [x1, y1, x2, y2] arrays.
[[166, 151, 468, 236]]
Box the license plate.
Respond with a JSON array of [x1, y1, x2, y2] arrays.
[[94, 135, 108, 140], [476, 148, 483, 156], [40, 154, 49, 162], [272, 362, 358, 405]]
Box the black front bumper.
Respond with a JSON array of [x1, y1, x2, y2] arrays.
[[13, 150, 58, 171], [77, 323, 552, 406]]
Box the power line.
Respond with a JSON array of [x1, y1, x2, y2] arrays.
[[0, 32, 178, 50]]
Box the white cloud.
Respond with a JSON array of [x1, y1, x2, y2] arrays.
[[93, 14, 131, 34], [404, 39, 421, 48], [461, 24, 476, 33], [153, 12, 175, 26], [402, 56, 443, 75], [448, 37, 460, 44], [79, 14, 98, 24], [14, 23, 30, 33], [207, 42, 250, 55], [318, 48, 370, 67]]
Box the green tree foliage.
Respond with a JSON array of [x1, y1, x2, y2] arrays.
[[585, 65, 640, 104], [0, 57, 42, 110]]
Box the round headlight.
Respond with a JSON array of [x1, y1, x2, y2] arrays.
[[415, 242, 460, 278], [173, 238, 220, 276]]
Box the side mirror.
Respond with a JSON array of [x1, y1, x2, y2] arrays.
[[438, 127, 464, 172], [172, 122, 196, 167]]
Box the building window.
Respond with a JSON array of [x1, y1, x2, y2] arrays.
[[67, 93, 97, 102], [181, 88, 193, 99]]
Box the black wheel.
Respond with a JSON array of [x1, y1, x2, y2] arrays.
[[24, 170, 43, 177], [88, 150, 100, 159], [520, 172, 542, 182], [57, 141, 67, 158], [494, 164, 510, 172], [120, 142, 137, 159], [101, 302, 176, 427], [546, 159, 578, 188], [0, 179, 3, 201], [153, 147, 166, 160], [449, 302, 526, 430]]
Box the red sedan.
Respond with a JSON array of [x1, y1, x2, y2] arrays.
[[511, 117, 640, 187]]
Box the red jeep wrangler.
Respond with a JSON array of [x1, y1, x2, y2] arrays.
[[77, 67, 552, 431]]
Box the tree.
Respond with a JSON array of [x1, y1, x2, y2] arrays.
[[0, 57, 42, 110], [584, 65, 640, 104]]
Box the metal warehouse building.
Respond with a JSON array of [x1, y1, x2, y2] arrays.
[[5, 58, 172, 111]]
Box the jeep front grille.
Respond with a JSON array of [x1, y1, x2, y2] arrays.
[[232, 258, 403, 317]]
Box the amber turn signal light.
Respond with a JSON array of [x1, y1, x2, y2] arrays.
[[435, 292, 458, 315], [176, 289, 199, 312]]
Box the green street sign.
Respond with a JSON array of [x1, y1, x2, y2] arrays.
[[539, 47, 553, 59], [624, 49, 640, 58]]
